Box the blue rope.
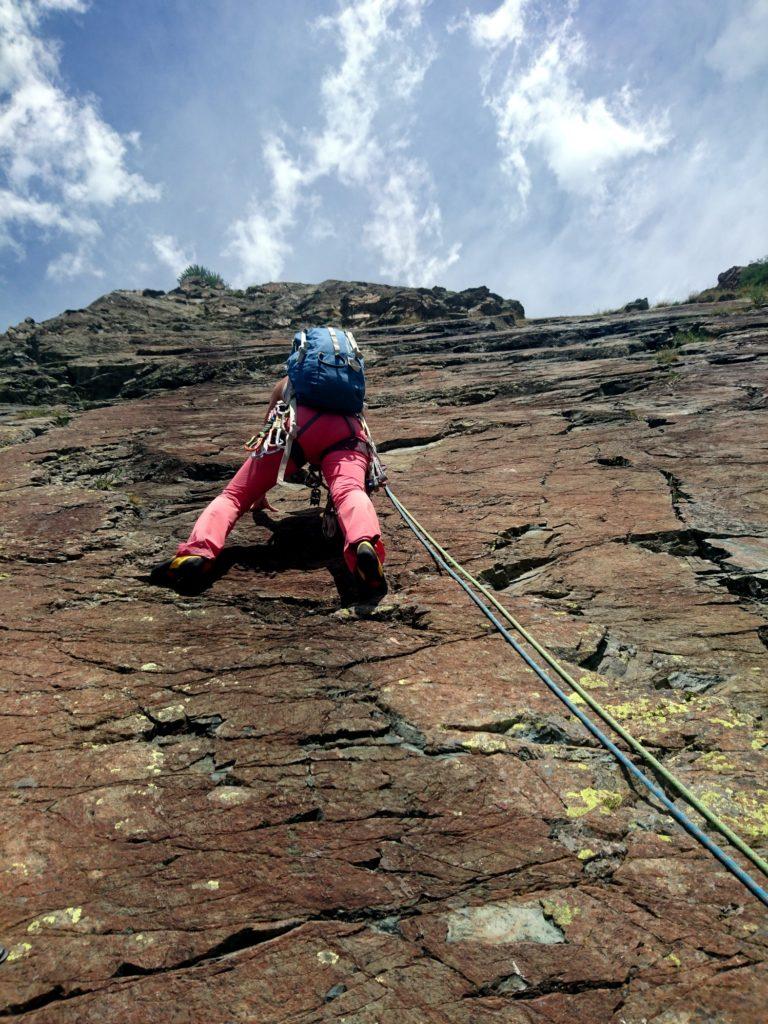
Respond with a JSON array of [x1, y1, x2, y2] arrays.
[[385, 485, 768, 911]]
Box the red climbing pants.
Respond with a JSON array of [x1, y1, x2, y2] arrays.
[[176, 406, 385, 572]]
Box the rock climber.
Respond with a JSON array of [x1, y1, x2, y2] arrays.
[[152, 326, 386, 595]]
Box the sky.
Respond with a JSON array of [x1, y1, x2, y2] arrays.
[[1, 0, 767, 330]]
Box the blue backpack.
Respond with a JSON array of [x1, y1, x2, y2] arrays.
[[286, 326, 365, 414]]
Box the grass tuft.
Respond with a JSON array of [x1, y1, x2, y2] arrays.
[[178, 264, 227, 288]]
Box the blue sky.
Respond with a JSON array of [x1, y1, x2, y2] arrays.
[[1, 0, 767, 330]]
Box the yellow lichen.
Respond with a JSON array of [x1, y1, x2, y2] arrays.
[[461, 735, 507, 753], [27, 907, 83, 933], [541, 898, 580, 928], [707, 709, 752, 730], [6, 942, 32, 962], [565, 788, 623, 818], [605, 696, 689, 730], [577, 848, 596, 860], [698, 787, 768, 837], [695, 751, 734, 773], [578, 672, 609, 690], [665, 952, 681, 967], [316, 949, 339, 965]]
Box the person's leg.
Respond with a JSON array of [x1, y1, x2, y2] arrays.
[[322, 448, 385, 573], [176, 450, 286, 560]]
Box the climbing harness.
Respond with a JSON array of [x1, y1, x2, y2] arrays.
[[385, 486, 768, 911], [246, 392, 388, 497]]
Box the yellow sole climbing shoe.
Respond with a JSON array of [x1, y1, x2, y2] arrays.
[[150, 554, 212, 585], [355, 540, 386, 594]]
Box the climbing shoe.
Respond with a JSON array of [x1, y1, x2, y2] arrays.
[[150, 554, 212, 586], [355, 540, 386, 595]]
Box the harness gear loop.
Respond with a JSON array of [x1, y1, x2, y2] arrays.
[[276, 387, 299, 486], [359, 414, 388, 492]]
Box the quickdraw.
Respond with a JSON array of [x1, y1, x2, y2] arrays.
[[244, 399, 295, 458]]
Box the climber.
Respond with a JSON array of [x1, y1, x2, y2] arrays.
[[151, 326, 386, 595]]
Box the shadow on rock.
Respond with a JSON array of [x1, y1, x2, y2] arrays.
[[143, 508, 386, 605]]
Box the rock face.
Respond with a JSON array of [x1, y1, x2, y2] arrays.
[[0, 280, 523, 406], [0, 283, 767, 1022]]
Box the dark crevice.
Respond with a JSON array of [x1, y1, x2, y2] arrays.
[[479, 555, 554, 590], [659, 469, 693, 522], [625, 528, 768, 604], [596, 455, 632, 467], [110, 922, 302, 979], [465, 974, 628, 1002], [299, 724, 392, 747], [0, 986, 87, 1018], [140, 710, 224, 741]]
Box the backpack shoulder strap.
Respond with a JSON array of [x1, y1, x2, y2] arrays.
[[326, 325, 341, 356], [345, 329, 362, 359]]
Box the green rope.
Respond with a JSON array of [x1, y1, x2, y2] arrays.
[[388, 491, 768, 880]]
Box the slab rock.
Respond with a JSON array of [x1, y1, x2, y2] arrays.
[[0, 283, 767, 1023]]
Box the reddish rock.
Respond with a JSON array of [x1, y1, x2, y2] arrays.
[[0, 287, 766, 1021]]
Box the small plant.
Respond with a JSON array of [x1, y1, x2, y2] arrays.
[[655, 347, 680, 366], [747, 284, 768, 307], [673, 327, 708, 346], [52, 412, 71, 427], [178, 264, 227, 288], [91, 471, 128, 491], [18, 407, 52, 419], [741, 256, 768, 290]]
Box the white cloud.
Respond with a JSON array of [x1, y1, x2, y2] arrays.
[[226, 0, 458, 287], [365, 160, 460, 282], [459, 0, 528, 49], [707, 0, 768, 82], [46, 243, 103, 280], [151, 233, 195, 275], [0, 0, 158, 268], [463, 3, 668, 206]]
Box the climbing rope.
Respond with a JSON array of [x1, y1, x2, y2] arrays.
[[385, 485, 768, 911]]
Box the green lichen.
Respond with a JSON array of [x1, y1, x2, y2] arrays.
[[565, 787, 623, 818]]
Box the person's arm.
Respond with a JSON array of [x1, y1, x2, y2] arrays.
[[264, 375, 288, 422]]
